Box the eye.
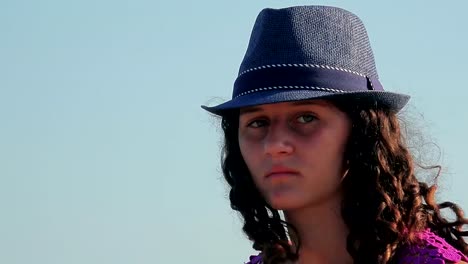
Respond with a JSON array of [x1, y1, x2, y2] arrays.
[[296, 114, 317, 123], [247, 119, 268, 128]]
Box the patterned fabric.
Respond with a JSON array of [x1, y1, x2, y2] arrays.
[[200, 5, 411, 116], [245, 229, 468, 264], [246, 254, 262, 264], [397, 229, 468, 264]]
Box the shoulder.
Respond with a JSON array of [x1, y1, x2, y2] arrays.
[[245, 253, 262, 264], [397, 229, 468, 264], [244, 230, 468, 264]]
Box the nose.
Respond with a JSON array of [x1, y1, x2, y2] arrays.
[[263, 122, 294, 157]]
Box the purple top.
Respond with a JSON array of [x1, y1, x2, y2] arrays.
[[246, 229, 468, 264]]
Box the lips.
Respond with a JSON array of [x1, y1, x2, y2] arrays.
[[265, 166, 300, 178]]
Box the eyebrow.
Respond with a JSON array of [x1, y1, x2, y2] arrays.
[[239, 106, 263, 115], [239, 100, 329, 115]]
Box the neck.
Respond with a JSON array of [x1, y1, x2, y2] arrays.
[[284, 195, 352, 264]]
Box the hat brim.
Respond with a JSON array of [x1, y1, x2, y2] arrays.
[[201, 89, 410, 116]]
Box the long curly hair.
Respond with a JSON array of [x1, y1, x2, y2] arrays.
[[219, 101, 468, 264]]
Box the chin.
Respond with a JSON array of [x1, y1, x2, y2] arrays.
[[267, 196, 307, 211]]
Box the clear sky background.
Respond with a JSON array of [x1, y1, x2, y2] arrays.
[[1, 0, 467, 263]]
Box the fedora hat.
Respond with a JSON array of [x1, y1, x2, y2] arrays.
[[202, 5, 410, 115]]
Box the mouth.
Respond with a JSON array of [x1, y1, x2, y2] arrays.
[[265, 166, 300, 178]]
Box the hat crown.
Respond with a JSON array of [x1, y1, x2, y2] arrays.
[[240, 5, 379, 79]]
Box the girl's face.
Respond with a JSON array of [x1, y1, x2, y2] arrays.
[[238, 100, 351, 211]]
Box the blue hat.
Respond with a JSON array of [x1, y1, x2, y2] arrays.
[[201, 5, 410, 115]]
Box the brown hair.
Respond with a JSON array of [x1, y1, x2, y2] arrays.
[[219, 103, 468, 264]]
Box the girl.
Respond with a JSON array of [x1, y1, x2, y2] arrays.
[[202, 5, 468, 264]]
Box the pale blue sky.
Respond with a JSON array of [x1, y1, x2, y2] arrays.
[[1, 1, 467, 263]]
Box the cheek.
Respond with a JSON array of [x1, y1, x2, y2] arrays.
[[239, 137, 263, 179], [305, 128, 348, 175], [239, 137, 255, 166]]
